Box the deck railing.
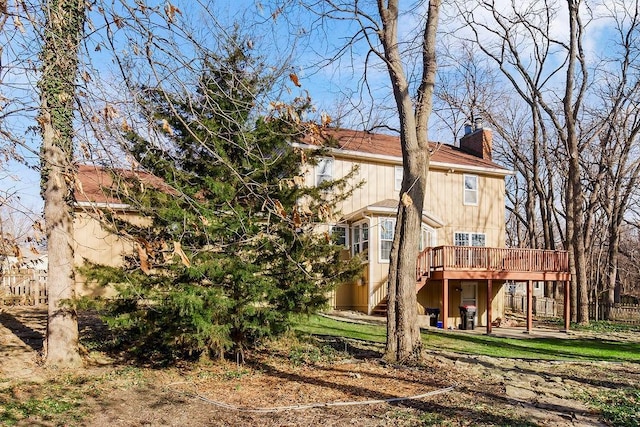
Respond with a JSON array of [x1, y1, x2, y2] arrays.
[[417, 246, 569, 277]]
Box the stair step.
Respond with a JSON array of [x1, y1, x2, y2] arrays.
[[373, 275, 429, 315]]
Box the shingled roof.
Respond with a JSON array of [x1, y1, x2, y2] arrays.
[[301, 128, 508, 171], [76, 128, 507, 205], [75, 164, 173, 206]]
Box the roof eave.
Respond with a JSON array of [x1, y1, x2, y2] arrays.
[[291, 142, 514, 176], [74, 200, 136, 211], [342, 204, 445, 228]]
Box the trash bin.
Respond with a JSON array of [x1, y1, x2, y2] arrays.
[[459, 305, 476, 330], [425, 308, 440, 327]]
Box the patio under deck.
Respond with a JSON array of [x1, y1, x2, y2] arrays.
[[415, 246, 571, 335]]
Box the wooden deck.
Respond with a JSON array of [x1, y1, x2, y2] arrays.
[[414, 246, 571, 334], [416, 246, 570, 282]]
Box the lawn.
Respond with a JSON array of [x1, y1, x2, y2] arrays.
[[294, 314, 640, 362], [2, 306, 639, 426]]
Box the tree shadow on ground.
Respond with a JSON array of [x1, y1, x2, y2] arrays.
[[448, 352, 639, 390], [431, 330, 640, 362], [309, 334, 385, 359], [242, 358, 541, 426], [0, 306, 46, 351]]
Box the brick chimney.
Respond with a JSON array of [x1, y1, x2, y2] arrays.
[[460, 118, 492, 161]]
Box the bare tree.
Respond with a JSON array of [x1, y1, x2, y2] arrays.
[[373, 0, 441, 362], [593, 0, 640, 316], [434, 46, 563, 255], [281, 0, 442, 361], [452, 0, 598, 323]]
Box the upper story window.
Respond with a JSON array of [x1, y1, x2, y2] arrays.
[[379, 218, 396, 262], [330, 225, 348, 248], [394, 166, 403, 191], [352, 221, 369, 260], [316, 157, 334, 185], [463, 174, 478, 205], [454, 232, 486, 247]]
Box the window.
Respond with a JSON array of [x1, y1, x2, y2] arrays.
[[463, 174, 478, 205], [454, 232, 469, 247], [471, 233, 486, 247], [394, 166, 403, 191], [352, 221, 369, 259], [454, 232, 486, 247], [454, 232, 486, 267], [379, 218, 396, 262], [316, 157, 333, 185], [330, 225, 348, 248], [418, 225, 436, 251]]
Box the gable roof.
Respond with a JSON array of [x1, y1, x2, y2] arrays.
[[75, 164, 173, 207], [300, 128, 509, 174], [344, 198, 445, 227]]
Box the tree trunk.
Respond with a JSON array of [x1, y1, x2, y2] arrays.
[[38, 0, 85, 367], [386, 146, 428, 362], [606, 212, 622, 320], [564, 0, 589, 325], [379, 0, 440, 363], [566, 173, 578, 323]]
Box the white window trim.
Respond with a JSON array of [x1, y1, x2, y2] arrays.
[[316, 157, 334, 186], [351, 219, 369, 260], [454, 231, 486, 247], [419, 224, 437, 251], [463, 174, 478, 206], [329, 224, 349, 248], [394, 166, 403, 191], [379, 217, 396, 263]]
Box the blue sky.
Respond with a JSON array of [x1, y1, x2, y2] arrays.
[[0, 0, 632, 228]]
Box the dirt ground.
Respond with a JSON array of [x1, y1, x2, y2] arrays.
[[1, 305, 638, 426]]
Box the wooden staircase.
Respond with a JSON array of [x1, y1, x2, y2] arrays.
[[371, 267, 430, 316], [372, 297, 388, 316]]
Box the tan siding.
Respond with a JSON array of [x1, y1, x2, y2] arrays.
[[73, 213, 134, 268], [417, 282, 441, 315], [316, 159, 506, 248], [418, 279, 506, 328], [331, 282, 369, 312], [308, 158, 400, 215], [73, 211, 146, 297], [303, 152, 508, 317], [426, 170, 505, 248]]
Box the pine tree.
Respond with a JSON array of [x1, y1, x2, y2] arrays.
[[88, 34, 360, 362]]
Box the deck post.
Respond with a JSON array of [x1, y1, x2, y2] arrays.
[[563, 280, 570, 331], [442, 279, 449, 329], [526, 280, 533, 333], [486, 279, 493, 335]]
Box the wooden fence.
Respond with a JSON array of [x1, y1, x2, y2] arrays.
[[589, 303, 640, 324], [504, 294, 560, 318], [506, 295, 640, 324], [1, 269, 47, 305]]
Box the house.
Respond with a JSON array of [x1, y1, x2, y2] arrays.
[[73, 165, 167, 297], [73, 123, 571, 333], [296, 123, 570, 333]]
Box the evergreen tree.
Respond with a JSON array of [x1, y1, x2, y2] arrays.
[[88, 34, 360, 362]]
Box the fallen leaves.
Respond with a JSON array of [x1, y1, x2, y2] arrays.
[[173, 241, 191, 268]]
